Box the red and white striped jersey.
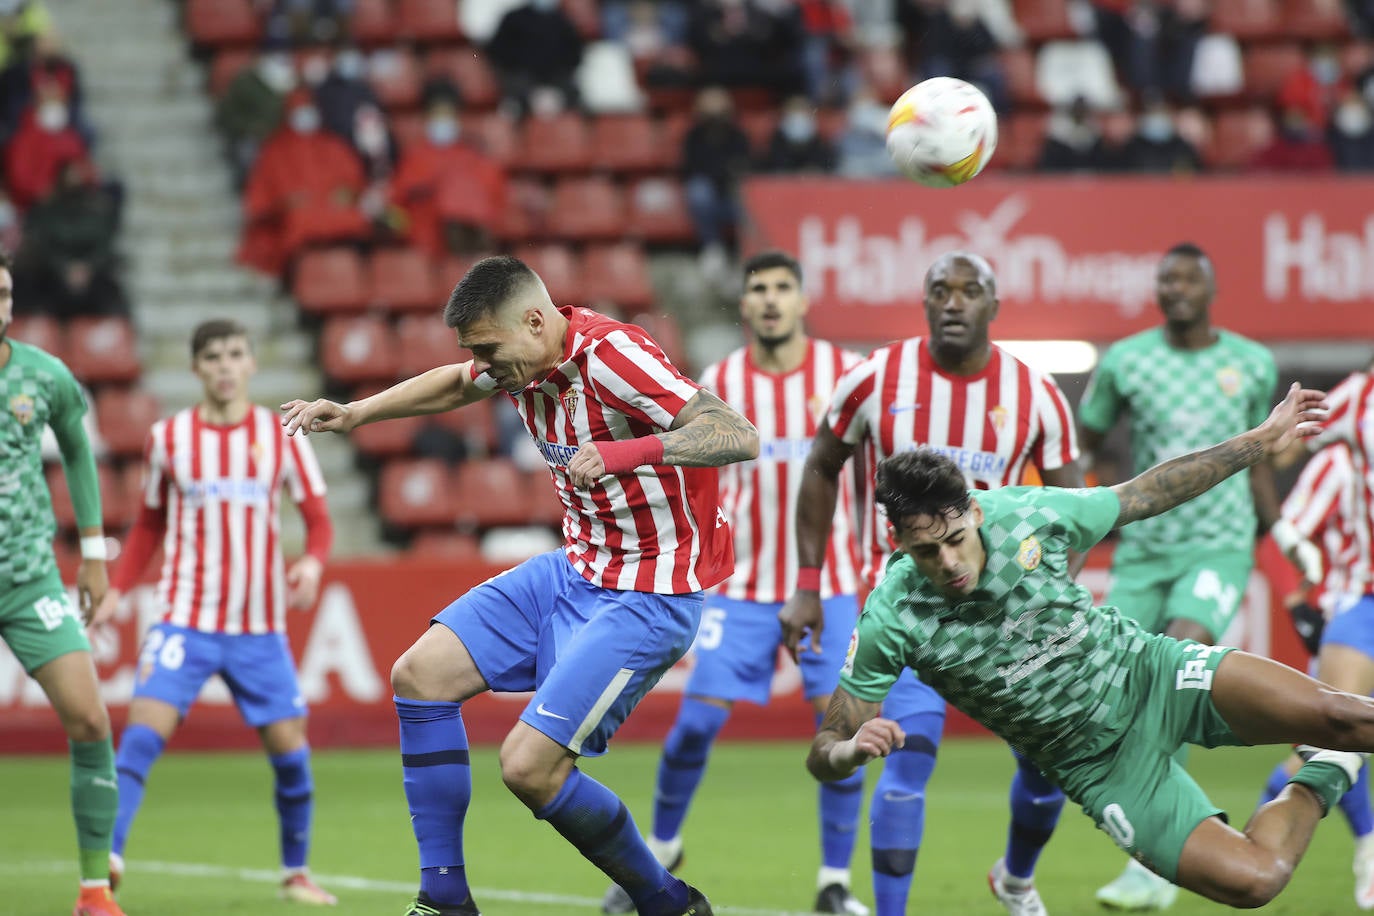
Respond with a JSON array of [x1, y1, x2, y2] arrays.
[[1283, 442, 1360, 611], [827, 337, 1079, 584], [1316, 370, 1374, 597], [507, 306, 732, 594], [142, 405, 328, 634], [701, 340, 864, 602]]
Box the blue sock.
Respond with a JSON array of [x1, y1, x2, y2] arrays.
[[112, 723, 164, 856], [1341, 762, 1374, 839], [270, 746, 314, 870], [396, 697, 472, 908], [1004, 753, 1063, 879], [538, 767, 689, 916], [816, 712, 864, 870], [870, 714, 939, 916], [652, 698, 730, 843], [1259, 761, 1290, 807]]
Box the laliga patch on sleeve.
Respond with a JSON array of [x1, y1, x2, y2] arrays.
[[841, 628, 860, 677]]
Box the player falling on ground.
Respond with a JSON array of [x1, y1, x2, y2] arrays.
[[281, 255, 758, 916], [0, 251, 124, 916], [94, 319, 337, 905], [813, 382, 1374, 911], [1077, 241, 1303, 911], [780, 251, 1084, 916], [602, 251, 869, 916], [1255, 434, 1374, 908]]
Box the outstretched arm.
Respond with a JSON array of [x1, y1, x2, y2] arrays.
[[1113, 383, 1326, 529], [807, 686, 903, 782], [281, 362, 495, 436]]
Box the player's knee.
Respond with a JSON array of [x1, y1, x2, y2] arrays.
[[666, 699, 729, 756], [61, 702, 110, 743], [497, 742, 558, 807], [390, 649, 438, 700]]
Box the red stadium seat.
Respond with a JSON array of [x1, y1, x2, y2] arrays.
[[1205, 107, 1275, 169], [583, 243, 655, 312], [293, 248, 369, 314], [997, 112, 1049, 171], [432, 396, 499, 454], [45, 464, 128, 530], [1209, 0, 1282, 41], [451, 458, 532, 528], [369, 48, 424, 110], [519, 113, 594, 173], [396, 314, 463, 377], [209, 49, 256, 98], [410, 530, 483, 560], [1282, 0, 1349, 41], [7, 313, 64, 357], [350, 384, 428, 455], [66, 317, 140, 384], [349, 0, 397, 47], [494, 177, 550, 243], [519, 244, 585, 305], [369, 247, 438, 312], [426, 48, 501, 110], [379, 458, 458, 528], [660, 112, 693, 169], [590, 115, 670, 173], [626, 177, 695, 244], [396, 0, 465, 43], [186, 0, 264, 47], [468, 111, 520, 165], [728, 87, 777, 112], [1243, 44, 1305, 100], [320, 316, 400, 384], [546, 176, 626, 241], [630, 313, 688, 373], [524, 469, 565, 528], [95, 388, 163, 457], [1012, 0, 1075, 42], [433, 254, 486, 303], [390, 110, 426, 151], [1000, 49, 1042, 109]]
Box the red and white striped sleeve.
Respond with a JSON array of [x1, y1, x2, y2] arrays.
[[827, 358, 878, 446], [1283, 445, 1350, 541], [141, 419, 171, 510], [1318, 371, 1374, 450], [587, 328, 701, 431], [281, 428, 328, 502], [1030, 370, 1080, 471]]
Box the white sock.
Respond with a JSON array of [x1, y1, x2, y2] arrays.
[[79, 879, 111, 890], [818, 866, 851, 890], [646, 834, 682, 868], [1001, 870, 1033, 892]]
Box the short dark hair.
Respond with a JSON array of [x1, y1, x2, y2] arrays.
[[191, 319, 250, 358], [443, 255, 540, 330], [876, 448, 972, 535], [1164, 241, 1209, 262], [742, 250, 803, 286]]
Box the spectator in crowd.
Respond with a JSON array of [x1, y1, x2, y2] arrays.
[[797, 0, 857, 105], [485, 0, 585, 115], [604, 0, 694, 88], [266, 0, 352, 46], [237, 89, 370, 276], [1278, 43, 1347, 132], [15, 157, 126, 320], [836, 88, 899, 177], [1251, 105, 1336, 172], [1120, 96, 1204, 173], [761, 94, 836, 173], [0, 0, 50, 72], [1037, 96, 1111, 171], [217, 45, 296, 188], [1352, 0, 1374, 38], [687, 0, 805, 96], [4, 78, 91, 211], [0, 31, 90, 147], [387, 87, 507, 257], [314, 45, 381, 147], [1330, 90, 1374, 171], [899, 0, 1014, 111], [1087, 0, 1205, 101], [682, 86, 752, 277]]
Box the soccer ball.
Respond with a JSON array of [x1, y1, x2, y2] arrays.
[[885, 77, 998, 188]]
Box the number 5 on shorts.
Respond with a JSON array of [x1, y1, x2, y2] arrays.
[[694, 607, 726, 651]]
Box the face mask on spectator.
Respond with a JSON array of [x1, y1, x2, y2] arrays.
[[781, 111, 817, 143], [427, 117, 459, 145], [302, 55, 330, 87], [37, 101, 68, 132], [1335, 101, 1373, 137], [849, 101, 889, 136], [259, 54, 297, 93], [356, 118, 388, 155], [290, 105, 321, 134], [1138, 112, 1174, 143], [0, 199, 15, 229], [335, 50, 366, 81], [1311, 55, 1341, 87]]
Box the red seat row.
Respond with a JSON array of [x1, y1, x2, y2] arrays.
[[45, 461, 145, 531], [378, 457, 564, 530], [8, 315, 142, 384]]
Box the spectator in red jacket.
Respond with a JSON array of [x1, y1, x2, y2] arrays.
[[3, 77, 89, 210], [1250, 105, 1336, 173]]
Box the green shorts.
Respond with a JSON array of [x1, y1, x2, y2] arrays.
[[1107, 546, 1253, 640], [1057, 635, 1246, 882], [0, 570, 91, 674]]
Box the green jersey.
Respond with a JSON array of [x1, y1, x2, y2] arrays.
[[840, 486, 1154, 778], [1078, 328, 1275, 554], [0, 340, 94, 586]]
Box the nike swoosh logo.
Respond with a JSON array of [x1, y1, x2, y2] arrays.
[[881, 790, 925, 802], [535, 703, 570, 721], [887, 403, 922, 415]]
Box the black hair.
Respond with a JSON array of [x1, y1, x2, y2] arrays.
[[1164, 241, 1209, 262], [443, 255, 540, 330], [191, 318, 251, 358], [875, 448, 972, 535], [742, 250, 803, 286]]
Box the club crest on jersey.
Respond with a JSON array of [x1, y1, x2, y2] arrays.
[[561, 387, 580, 415], [988, 405, 1009, 434], [8, 393, 34, 425], [1016, 535, 1042, 571], [841, 628, 859, 676], [1216, 367, 1242, 397]]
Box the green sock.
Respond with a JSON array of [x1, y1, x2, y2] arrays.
[[1289, 760, 1354, 816], [70, 738, 117, 882]]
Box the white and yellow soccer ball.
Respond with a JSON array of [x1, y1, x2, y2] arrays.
[[885, 77, 998, 188]]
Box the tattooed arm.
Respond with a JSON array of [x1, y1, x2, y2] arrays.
[[1112, 383, 1327, 528], [660, 388, 760, 466], [807, 686, 905, 782]]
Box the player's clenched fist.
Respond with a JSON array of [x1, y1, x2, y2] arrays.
[[566, 443, 607, 488], [280, 398, 355, 436], [845, 717, 906, 765]]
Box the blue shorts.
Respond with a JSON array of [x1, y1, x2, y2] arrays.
[[880, 668, 947, 723], [1322, 594, 1374, 659], [133, 623, 306, 727], [435, 550, 703, 757], [686, 594, 859, 704]]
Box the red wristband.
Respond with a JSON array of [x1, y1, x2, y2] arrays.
[[595, 436, 665, 474], [796, 566, 823, 592]]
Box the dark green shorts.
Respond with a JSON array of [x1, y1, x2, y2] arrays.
[[1108, 547, 1253, 639], [0, 570, 91, 674], [1058, 636, 1246, 882]]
